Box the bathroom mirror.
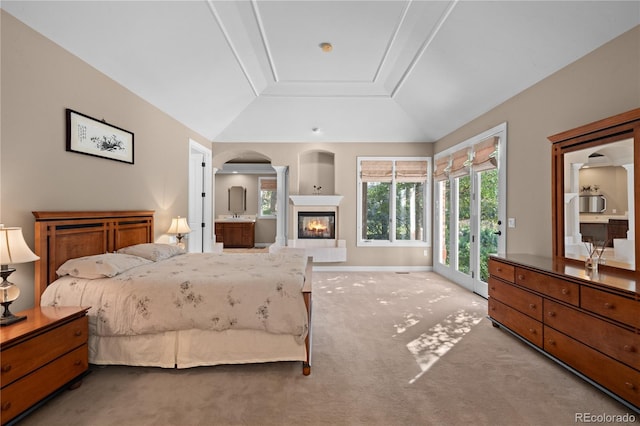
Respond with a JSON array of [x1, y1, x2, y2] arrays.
[[228, 186, 246, 214], [549, 109, 639, 272]]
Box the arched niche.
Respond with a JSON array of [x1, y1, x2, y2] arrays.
[[299, 150, 335, 195]]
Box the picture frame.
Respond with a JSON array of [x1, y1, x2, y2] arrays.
[[66, 109, 134, 164]]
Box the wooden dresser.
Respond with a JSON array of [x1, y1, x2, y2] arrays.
[[488, 254, 639, 412], [0, 306, 89, 425]]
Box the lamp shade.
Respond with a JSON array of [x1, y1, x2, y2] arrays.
[[167, 217, 192, 235], [0, 226, 39, 266]]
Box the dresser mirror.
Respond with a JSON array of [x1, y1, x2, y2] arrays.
[[549, 108, 639, 273]]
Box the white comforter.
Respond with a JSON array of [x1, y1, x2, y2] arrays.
[[41, 251, 309, 343]]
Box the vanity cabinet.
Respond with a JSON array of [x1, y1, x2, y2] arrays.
[[488, 254, 639, 411], [215, 222, 255, 248]]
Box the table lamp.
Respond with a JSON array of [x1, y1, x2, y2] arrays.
[[0, 225, 40, 325], [167, 216, 192, 249]]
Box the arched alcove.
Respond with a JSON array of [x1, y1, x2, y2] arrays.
[[299, 150, 335, 195]]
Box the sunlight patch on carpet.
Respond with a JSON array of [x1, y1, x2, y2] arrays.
[[407, 309, 482, 384], [394, 312, 421, 335]]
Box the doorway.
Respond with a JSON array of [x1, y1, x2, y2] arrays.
[[434, 123, 507, 298], [188, 140, 212, 253]]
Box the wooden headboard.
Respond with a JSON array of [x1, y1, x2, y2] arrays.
[[32, 210, 155, 305]]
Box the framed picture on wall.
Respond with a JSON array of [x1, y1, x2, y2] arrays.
[[66, 109, 134, 164]]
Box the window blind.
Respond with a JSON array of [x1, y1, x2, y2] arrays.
[[472, 136, 499, 172], [260, 178, 277, 191], [361, 160, 393, 182], [433, 157, 450, 182], [448, 148, 471, 178], [395, 160, 428, 182]]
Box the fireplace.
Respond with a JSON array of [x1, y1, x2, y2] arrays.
[[298, 211, 335, 239], [287, 195, 346, 262]]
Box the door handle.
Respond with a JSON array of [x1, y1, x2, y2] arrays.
[[493, 230, 502, 236]]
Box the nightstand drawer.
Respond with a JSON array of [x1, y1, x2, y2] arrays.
[[1, 315, 88, 387], [1, 344, 88, 422]]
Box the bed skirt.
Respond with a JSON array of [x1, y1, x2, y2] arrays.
[[89, 329, 307, 369]]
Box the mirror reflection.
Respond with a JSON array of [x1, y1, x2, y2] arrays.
[[563, 138, 634, 270]]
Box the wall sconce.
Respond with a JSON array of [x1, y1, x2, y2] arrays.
[[0, 225, 40, 325], [167, 216, 192, 249]]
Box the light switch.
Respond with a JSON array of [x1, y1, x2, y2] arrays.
[[508, 218, 516, 228]]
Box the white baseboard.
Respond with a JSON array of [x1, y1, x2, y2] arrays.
[[311, 265, 433, 272]]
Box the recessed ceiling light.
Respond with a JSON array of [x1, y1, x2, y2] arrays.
[[319, 42, 332, 52]]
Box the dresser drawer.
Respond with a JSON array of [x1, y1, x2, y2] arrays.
[[489, 277, 543, 322], [489, 298, 542, 348], [1, 315, 88, 387], [515, 267, 579, 306], [0, 344, 88, 423], [544, 300, 639, 370], [544, 326, 640, 407], [581, 287, 640, 329], [489, 259, 515, 282]]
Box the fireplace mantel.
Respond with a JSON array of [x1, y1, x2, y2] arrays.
[[289, 195, 343, 206]]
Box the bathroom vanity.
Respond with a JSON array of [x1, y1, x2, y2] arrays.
[[215, 219, 255, 248]]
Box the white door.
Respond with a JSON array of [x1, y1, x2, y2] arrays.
[[434, 124, 507, 298], [188, 140, 212, 253]]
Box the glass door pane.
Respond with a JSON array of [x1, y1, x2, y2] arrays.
[[478, 169, 499, 283], [456, 175, 471, 275], [436, 180, 451, 265]]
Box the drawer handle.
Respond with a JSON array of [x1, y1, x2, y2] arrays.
[[1, 402, 11, 411], [517, 275, 525, 281], [561, 288, 568, 295], [74, 330, 83, 337], [547, 339, 555, 345], [603, 302, 614, 309], [496, 267, 502, 272], [74, 360, 82, 366], [548, 311, 556, 318], [529, 328, 536, 334], [1, 364, 12, 373], [623, 345, 636, 353], [529, 303, 536, 309], [625, 382, 636, 390]]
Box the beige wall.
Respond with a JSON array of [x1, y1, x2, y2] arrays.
[[1, 11, 211, 311], [435, 25, 640, 259], [212, 142, 434, 267]]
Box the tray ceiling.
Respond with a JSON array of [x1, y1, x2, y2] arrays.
[[2, 1, 639, 143]]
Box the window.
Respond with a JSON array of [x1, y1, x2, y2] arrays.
[[258, 177, 277, 218], [357, 157, 431, 246]]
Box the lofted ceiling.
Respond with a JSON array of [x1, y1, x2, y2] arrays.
[[3, 1, 639, 143]]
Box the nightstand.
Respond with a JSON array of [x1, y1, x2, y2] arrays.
[[0, 306, 89, 425]]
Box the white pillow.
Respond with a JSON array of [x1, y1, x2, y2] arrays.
[[117, 243, 185, 262], [56, 253, 152, 279]]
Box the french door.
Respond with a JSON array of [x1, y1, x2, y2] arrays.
[[434, 124, 506, 298]]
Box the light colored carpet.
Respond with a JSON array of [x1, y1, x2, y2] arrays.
[[19, 272, 636, 426]]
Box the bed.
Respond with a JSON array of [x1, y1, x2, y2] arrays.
[[32, 211, 312, 375]]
